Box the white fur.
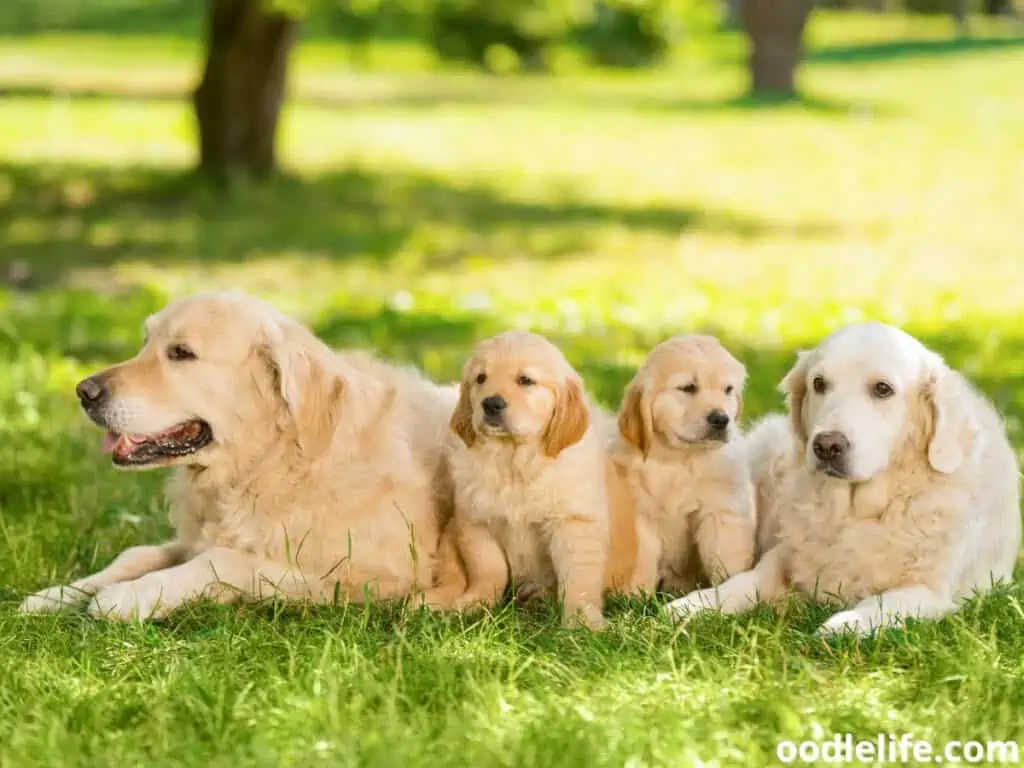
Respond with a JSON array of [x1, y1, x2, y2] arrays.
[[668, 322, 1021, 635]]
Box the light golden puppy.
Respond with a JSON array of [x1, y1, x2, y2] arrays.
[[611, 335, 755, 595], [21, 292, 456, 621], [423, 331, 613, 630], [667, 322, 1022, 635]]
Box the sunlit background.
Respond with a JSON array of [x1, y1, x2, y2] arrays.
[[1, 1, 1023, 764]]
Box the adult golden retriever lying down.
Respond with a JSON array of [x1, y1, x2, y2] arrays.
[[20, 292, 457, 621], [667, 322, 1021, 635]]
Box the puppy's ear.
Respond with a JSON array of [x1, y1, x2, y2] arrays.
[[778, 351, 810, 444], [450, 380, 476, 448], [924, 365, 974, 474], [733, 360, 748, 422], [617, 377, 652, 458], [261, 316, 345, 455], [543, 377, 590, 458]]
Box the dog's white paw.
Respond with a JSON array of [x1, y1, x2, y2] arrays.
[[665, 589, 717, 623], [818, 609, 875, 637], [88, 580, 173, 622], [19, 584, 94, 614]]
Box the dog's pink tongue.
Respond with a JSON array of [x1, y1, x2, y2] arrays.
[[102, 432, 119, 455]]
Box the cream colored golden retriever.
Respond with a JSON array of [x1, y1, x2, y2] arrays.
[[667, 322, 1021, 635], [611, 335, 756, 595], [423, 330, 615, 630], [20, 292, 456, 621]]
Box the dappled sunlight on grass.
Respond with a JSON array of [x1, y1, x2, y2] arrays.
[[2, 9, 1024, 766]]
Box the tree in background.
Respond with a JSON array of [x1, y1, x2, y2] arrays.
[[740, 0, 814, 96], [192, 0, 300, 181]]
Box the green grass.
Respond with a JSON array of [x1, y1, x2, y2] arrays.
[[2, 10, 1024, 766]]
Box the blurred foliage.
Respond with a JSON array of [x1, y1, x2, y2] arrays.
[[0, 0, 717, 72]]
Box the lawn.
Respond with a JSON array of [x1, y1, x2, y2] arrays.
[[2, 9, 1024, 766]]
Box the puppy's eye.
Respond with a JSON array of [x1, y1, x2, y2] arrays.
[[812, 376, 827, 394], [517, 375, 535, 387], [678, 383, 698, 395], [873, 381, 895, 399], [725, 385, 734, 395], [167, 343, 196, 362], [475, 373, 487, 385]]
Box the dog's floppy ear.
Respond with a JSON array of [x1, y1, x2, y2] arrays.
[[925, 364, 974, 474], [779, 350, 811, 444], [617, 376, 653, 458], [450, 379, 476, 448], [261, 315, 345, 455], [732, 359, 748, 422], [543, 377, 589, 458]]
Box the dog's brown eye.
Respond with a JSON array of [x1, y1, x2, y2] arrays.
[[812, 376, 827, 394], [679, 383, 698, 395], [517, 375, 535, 387], [873, 381, 895, 399], [725, 385, 734, 395], [475, 373, 487, 385], [167, 343, 197, 362]]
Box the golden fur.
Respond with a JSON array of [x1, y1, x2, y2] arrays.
[[667, 322, 1022, 635], [424, 331, 613, 629], [21, 292, 457, 620], [611, 335, 756, 594]]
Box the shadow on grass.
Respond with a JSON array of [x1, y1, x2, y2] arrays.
[[810, 34, 1024, 64], [0, 77, 889, 117], [0, 162, 838, 288]]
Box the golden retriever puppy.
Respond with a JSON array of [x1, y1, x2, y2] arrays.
[[667, 322, 1022, 635], [20, 292, 456, 621], [423, 330, 612, 630], [611, 335, 755, 595]]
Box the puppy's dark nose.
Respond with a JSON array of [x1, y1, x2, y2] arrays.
[[481, 395, 507, 420], [813, 431, 850, 461], [707, 410, 730, 431], [76, 376, 108, 406]]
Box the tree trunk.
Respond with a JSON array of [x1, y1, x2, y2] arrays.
[[741, 0, 814, 97], [192, 0, 299, 181], [983, 0, 1011, 14]]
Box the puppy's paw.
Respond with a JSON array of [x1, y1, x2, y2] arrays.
[[88, 580, 174, 622], [818, 609, 875, 637], [665, 588, 717, 623], [418, 587, 462, 611], [514, 582, 551, 605], [562, 604, 606, 631], [450, 592, 497, 614], [19, 584, 94, 614]]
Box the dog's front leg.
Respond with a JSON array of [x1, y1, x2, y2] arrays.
[[445, 522, 508, 611], [666, 545, 787, 622], [20, 541, 191, 614], [694, 492, 757, 585], [818, 585, 956, 637], [549, 515, 609, 630], [87, 547, 321, 621]]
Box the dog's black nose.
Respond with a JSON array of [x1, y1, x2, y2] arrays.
[[813, 431, 850, 461], [707, 410, 730, 430], [482, 395, 507, 419], [76, 376, 108, 406]]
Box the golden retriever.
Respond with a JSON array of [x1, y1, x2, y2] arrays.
[[667, 322, 1022, 635], [20, 292, 456, 620], [422, 330, 615, 629], [611, 335, 756, 595]]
